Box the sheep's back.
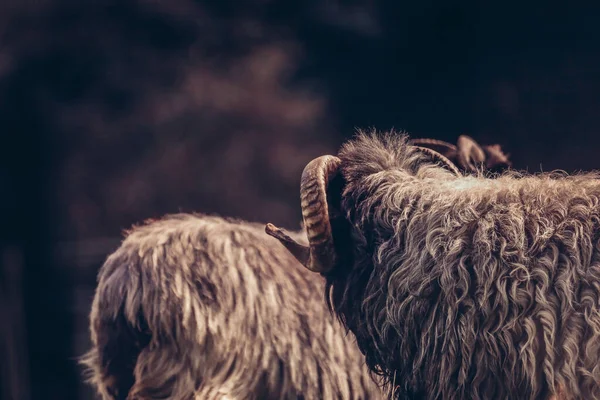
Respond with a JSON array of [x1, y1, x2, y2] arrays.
[[92, 213, 381, 400]]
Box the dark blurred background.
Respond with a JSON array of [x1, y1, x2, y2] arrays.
[[1, 1, 599, 399]]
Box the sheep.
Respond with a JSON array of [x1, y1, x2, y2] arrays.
[[266, 130, 600, 400], [80, 213, 384, 400]]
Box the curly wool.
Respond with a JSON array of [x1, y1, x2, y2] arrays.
[[81, 213, 383, 400], [326, 130, 600, 400]]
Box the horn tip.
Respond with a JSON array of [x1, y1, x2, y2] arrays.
[[265, 223, 281, 238], [265, 223, 297, 245], [265, 222, 312, 267]]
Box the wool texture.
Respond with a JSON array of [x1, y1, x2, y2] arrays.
[[325, 130, 600, 399], [81, 213, 383, 400]]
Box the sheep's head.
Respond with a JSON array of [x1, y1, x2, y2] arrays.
[[265, 133, 506, 274]]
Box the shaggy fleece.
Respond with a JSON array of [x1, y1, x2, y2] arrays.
[[326, 130, 600, 399], [82, 213, 382, 400]]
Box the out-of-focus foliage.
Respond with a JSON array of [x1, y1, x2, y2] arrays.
[[1, 0, 352, 240]]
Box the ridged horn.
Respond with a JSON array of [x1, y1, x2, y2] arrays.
[[266, 155, 341, 273], [410, 138, 457, 156], [482, 143, 512, 170], [456, 135, 486, 172], [413, 135, 512, 173], [413, 146, 462, 176]]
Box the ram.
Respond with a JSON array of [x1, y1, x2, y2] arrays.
[[267, 131, 597, 400], [81, 214, 383, 400]]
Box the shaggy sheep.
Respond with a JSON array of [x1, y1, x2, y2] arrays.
[[81, 213, 383, 400], [266, 131, 600, 400]]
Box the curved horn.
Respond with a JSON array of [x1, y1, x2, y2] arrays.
[[483, 144, 512, 170], [410, 138, 457, 157], [413, 146, 462, 176], [266, 155, 341, 273], [412, 135, 512, 173], [456, 135, 486, 172]]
